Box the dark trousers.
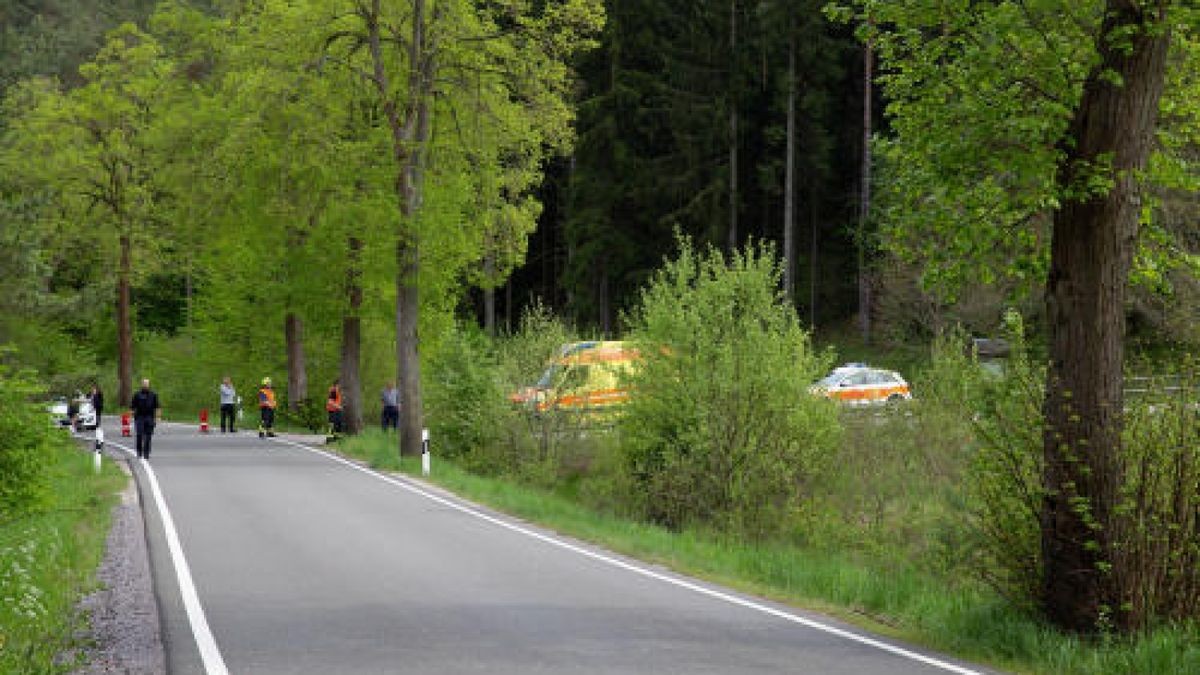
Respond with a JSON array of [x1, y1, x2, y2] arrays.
[[328, 410, 343, 435], [220, 403, 236, 432], [381, 406, 399, 431], [260, 407, 275, 434], [135, 417, 155, 458]]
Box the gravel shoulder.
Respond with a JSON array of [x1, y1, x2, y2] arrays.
[[71, 448, 165, 675]]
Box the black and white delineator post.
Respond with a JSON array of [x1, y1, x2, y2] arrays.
[[93, 427, 105, 474], [421, 428, 430, 476]]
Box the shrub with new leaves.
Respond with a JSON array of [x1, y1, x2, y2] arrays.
[[0, 360, 52, 520], [619, 239, 839, 539]]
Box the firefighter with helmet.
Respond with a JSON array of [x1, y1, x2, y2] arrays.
[[326, 378, 344, 443], [258, 377, 277, 438]]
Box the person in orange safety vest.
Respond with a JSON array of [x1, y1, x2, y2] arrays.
[[258, 377, 277, 438], [325, 378, 343, 443]]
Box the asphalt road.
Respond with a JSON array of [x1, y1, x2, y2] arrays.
[[105, 419, 994, 675]]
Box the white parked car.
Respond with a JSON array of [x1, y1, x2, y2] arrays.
[[811, 364, 913, 406], [48, 395, 98, 431]]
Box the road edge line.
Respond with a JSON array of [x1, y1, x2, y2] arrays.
[[108, 439, 230, 675], [272, 437, 983, 675]]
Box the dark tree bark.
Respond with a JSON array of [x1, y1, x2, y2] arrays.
[[857, 35, 873, 344], [117, 233, 132, 406], [728, 0, 739, 252], [1041, 0, 1170, 633], [341, 236, 364, 434], [285, 313, 307, 412], [483, 252, 496, 336], [782, 24, 797, 301]]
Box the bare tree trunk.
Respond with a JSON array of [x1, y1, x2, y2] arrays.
[[1041, 0, 1170, 634], [857, 36, 873, 344], [728, 0, 739, 252], [117, 233, 133, 406], [782, 26, 797, 301], [341, 236, 364, 434], [483, 252, 496, 336], [599, 263, 610, 338], [284, 314, 307, 412], [504, 276, 513, 333]]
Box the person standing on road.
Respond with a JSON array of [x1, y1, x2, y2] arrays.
[[219, 377, 237, 433], [130, 379, 161, 459], [89, 384, 104, 426], [326, 378, 344, 442], [381, 381, 400, 432], [258, 377, 277, 438]]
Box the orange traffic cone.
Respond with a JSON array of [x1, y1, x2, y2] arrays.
[[121, 412, 132, 437], [200, 408, 210, 433]]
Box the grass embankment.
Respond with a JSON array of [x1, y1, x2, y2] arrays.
[[0, 439, 125, 672], [336, 429, 1199, 675]]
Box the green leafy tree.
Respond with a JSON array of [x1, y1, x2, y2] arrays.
[[832, 0, 1199, 631], [2, 23, 178, 405], [314, 0, 604, 455]]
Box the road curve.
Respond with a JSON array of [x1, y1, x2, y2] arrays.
[[107, 419, 996, 675]]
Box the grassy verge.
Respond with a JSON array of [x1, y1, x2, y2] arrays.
[[0, 436, 126, 672], [334, 429, 1198, 675]]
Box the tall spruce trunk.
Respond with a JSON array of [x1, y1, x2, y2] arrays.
[[857, 36, 873, 344], [782, 27, 797, 301], [117, 233, 133, 406], [341, 236, 364, 434], [285, 313, 307, 412], [728, 0, 739, 252], [483, 252, 496, 336], [1041, 0, 1170, 633]]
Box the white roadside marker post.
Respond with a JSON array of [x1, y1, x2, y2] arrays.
[[421, 428, 430, 476], [93, 427, 105, 474]]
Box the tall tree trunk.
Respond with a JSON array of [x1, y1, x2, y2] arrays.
[[483, 252, 496, 336], [397, 244, 423, 456], [857, 35, 873, 344], [504, 276, 513, 333], [598, 263, 610, 338], [782, 25, 797, 301], [1041, 0, 1170, 634], [809, 197, 818, 327], [365, 0, 432, 458], [117, 233, 133, 406], [285, 313, 307, 412], [728, 0, 739, 252], [341, 236, 364, 434]]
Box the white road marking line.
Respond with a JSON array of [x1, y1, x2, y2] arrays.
[[108, 439, 230, 675], [271, 437, 983, 675]]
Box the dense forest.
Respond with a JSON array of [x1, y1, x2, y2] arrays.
[[0, 0, 876, 355]]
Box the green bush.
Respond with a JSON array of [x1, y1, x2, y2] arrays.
[[1118, 361, 1200, 626], [966, 314, 1200, 628], [425, 323, 510, 463], [0, 359, 52, 520], [619, 239, 840, 539], [966, 312, 1046, 610], [424, 308, 590, 484]]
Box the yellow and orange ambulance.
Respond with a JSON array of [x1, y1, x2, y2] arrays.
[[510, 341, 640, 414]]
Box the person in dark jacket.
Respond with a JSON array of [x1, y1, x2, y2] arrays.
[[89, 384, 104, 425], [381, 381, 400, 432], [130, 379, 161, 459]]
